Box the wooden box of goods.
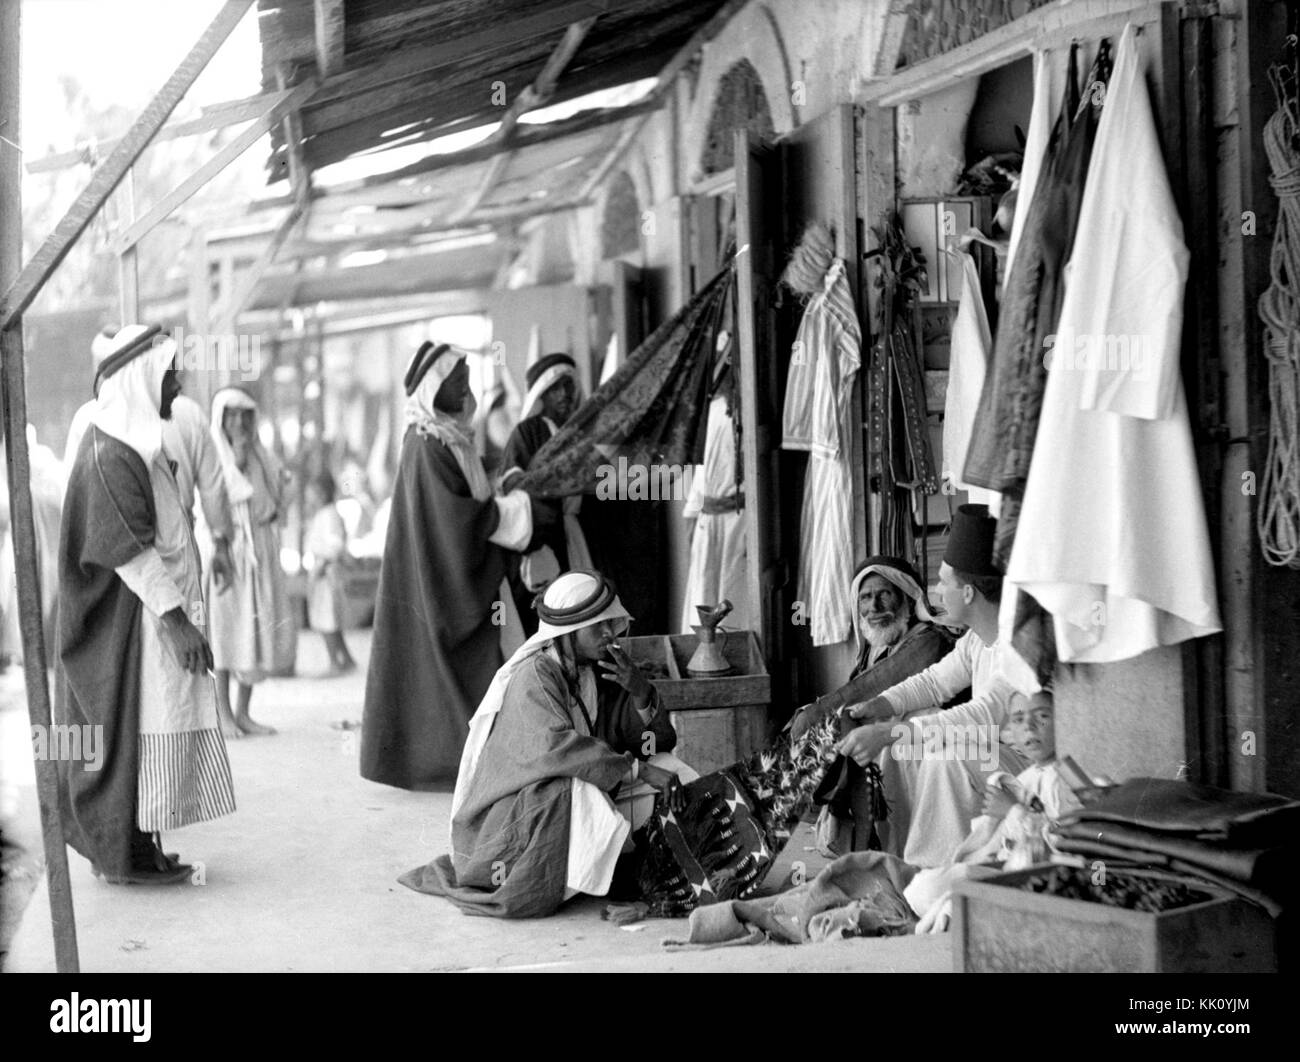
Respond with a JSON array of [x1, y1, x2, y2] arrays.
[[621, 631, 771, 775], [951, 863, 1276, 973]]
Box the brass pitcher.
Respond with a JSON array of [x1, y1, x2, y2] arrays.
[[687, 600, 734, 675]]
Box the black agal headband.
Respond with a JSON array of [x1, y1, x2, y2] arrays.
[[534, 570, 618, 624], [404, 341, 452, 396], [94, 324, 165, 394]]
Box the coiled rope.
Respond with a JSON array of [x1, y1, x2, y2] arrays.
[[1258, 102, 1300, 566]]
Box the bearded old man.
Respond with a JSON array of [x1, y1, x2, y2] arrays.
[[57, 325, 235, 885], [361, 342, 540, 790], [836, 505, 1030, 868], [401, 570, 695, 917], [788, 556, 957, 853], [499, 352, 592, 637]]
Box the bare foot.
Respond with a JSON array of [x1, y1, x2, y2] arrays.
[[220, 722, 242, 741], [235, 716, 277, 736]]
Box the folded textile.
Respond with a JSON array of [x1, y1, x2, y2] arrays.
[[1053, 818, 1289, 890], [660, 903, 766, 949], [1056, 778, 1300, 845], [661, 850, 918, 947], [1050, 836, 1287, 917]]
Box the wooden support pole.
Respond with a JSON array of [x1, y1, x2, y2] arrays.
[[0, 0, 80, 973], [0, 0, 254, 331]]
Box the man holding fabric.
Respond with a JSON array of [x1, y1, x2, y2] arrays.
[[400, 570, 692, 917], [835, 505, 1030, 868], [361, 342, 540, 790], [499, 353, 591, 636], [787, 555, 958, 853], [57, 325, 236, 885]]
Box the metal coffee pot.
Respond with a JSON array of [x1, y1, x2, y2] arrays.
[[687, 600, 734, 675]]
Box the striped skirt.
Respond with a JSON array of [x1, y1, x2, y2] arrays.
[[136, 608, 237, 832]]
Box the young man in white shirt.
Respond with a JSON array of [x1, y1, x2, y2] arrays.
[[836, 505, 1030, 867]]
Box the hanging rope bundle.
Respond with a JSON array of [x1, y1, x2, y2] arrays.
[[1257, 82, 1300, 566]]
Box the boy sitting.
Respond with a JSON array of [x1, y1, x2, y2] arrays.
[[906, 690, 1082, 930]]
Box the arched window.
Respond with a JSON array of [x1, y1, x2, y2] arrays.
[[601, 170, 641, 259], [700, 59, 774, 175]]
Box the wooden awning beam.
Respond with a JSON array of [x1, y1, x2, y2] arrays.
[[313, 0, 346, 79], [25, 87, 293, 175], [210, 200, 306, 331], [307, 0, 612, 107], [109, 79, 317, 256], [451, 17, 597, 225], [0, 0, 254, 331]]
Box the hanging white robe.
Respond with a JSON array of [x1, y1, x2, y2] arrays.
[[1005, 24, 1222, 663], [681, 394, 748, 633], [782, 259, 861, 647]]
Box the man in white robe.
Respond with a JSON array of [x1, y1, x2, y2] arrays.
[[681, 354, 747, 633]]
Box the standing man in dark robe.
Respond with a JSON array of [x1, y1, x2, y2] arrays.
[[788, 556, 957, 854], [361, 342, 540, 790], [401, 570, 692, 918], [57, 325, 236, 885], [499, 353, 591, 636]]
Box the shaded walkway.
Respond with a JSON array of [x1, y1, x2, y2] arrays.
[[4, 632, 949, 972]]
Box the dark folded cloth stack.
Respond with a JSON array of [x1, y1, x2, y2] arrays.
[[1052, 778, 1300, 918]]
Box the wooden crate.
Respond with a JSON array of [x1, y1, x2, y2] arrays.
[[952, 864, 1276, 973], [622, 631, 772, 774]]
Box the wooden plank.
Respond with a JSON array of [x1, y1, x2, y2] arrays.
[[0, 0, 254, 331], [110, 79, 316, 256], [211, 200, 305, 332], [450, 18, 598, 225], [117, 167, 140, 321], [335, 0, 616, 84], [485, 17, 598, 149], [872, 0, 913, 78], [863, 0, 1162, 105], [0, 0, 80, 975], [25, 88, 293, 175], [565, 0, 748, 210], [340, 98, 660, 191], [307, 1, 614, 107], [313, 0, 346, 78]]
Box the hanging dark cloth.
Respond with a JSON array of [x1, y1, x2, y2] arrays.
[[514, 266, 732, 500], [865, 215, 939, 558], [962, 42, 1112, 684]]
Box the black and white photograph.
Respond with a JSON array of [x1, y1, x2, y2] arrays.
[[0, 0, 1292, 1009]]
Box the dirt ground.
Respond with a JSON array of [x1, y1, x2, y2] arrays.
[[1, 631, 951, 973]]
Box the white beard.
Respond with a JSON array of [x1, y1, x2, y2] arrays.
[[861, 613, 911, 651]]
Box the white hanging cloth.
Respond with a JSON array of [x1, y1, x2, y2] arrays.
[[942, 250, 997, 507], [1005, 23, 1222, 663], [1003, 49, 1056, 282]]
